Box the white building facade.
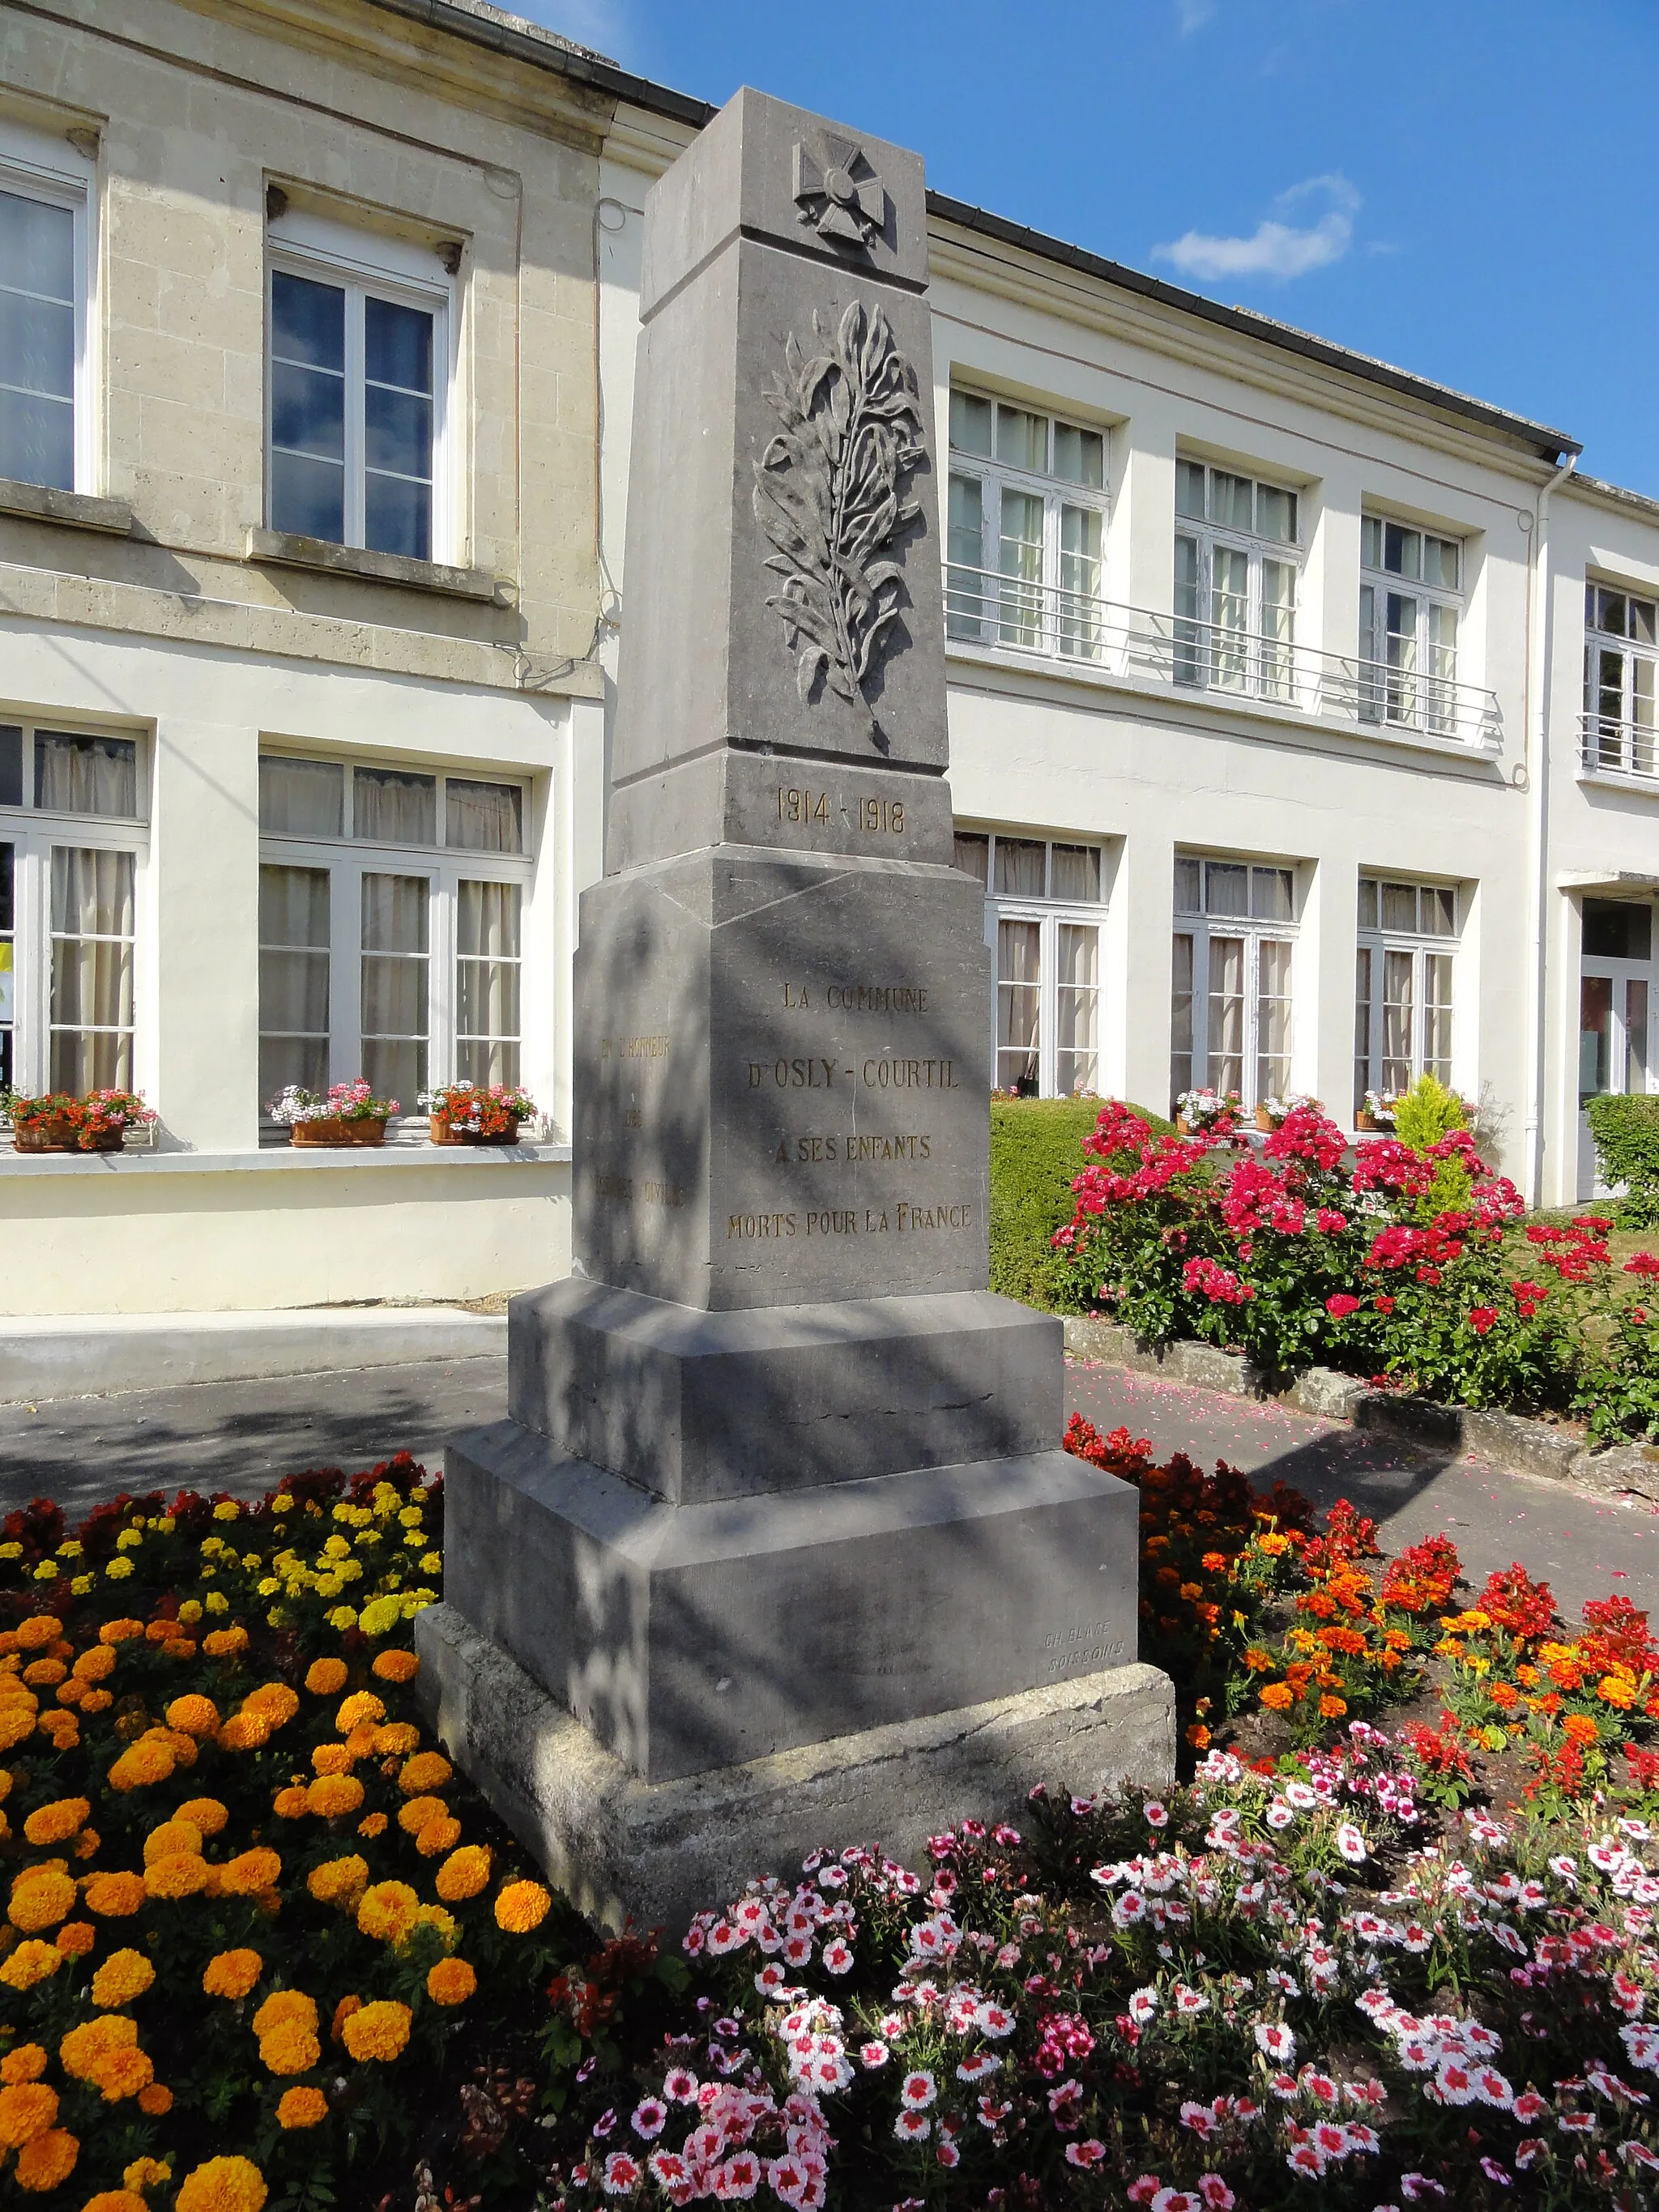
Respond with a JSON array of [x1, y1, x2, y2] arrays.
[[0, 2, 1651, 1321]]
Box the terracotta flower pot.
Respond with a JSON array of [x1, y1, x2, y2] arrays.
[[429, 1110, 522, 1147], [291, 1116, 388, 1148], [1254, 1105, 1278, 1133], [11, 1116, 123, 1153], [1355, 1111, 1387, 1134]]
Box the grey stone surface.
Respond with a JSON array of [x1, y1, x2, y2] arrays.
[[1461, 1406, 1581, 1485], [509, 1277, 1062, 1501], [0, 475, 132, 534], [416, 1598, 1174, 1933], [443, 1418, 1140, 1784], [607, 749, 955, 876], [573, 847, 991, 1311], [243, 526, 497, 600], [1571, 1439, 1659, 1501], [1288, 1366, 1367, 1421]]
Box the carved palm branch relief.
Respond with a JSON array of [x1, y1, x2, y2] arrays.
[[752, 300, 926, 738]]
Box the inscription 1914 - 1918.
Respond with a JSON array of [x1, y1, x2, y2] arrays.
[[775, 785, 904, 837]]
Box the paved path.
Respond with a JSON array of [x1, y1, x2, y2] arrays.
[[2, 1352, 1657, 1625]]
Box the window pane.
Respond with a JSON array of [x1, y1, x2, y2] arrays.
[[270, 355, 344, 462], [1251, 866, 1294, 922], [354, 765, 437, 846], [270, 449, 345, 544], [946, 472, 986, 639], [995, 837, 1046, 897], [1052, 423, 1104, 488], [1207, 933, 1245, 1097], [35, 733, 138, 817], [1422, 885, 1456, 937], [1382, 947, 1414, 1093], [1357, 877, 1378, 931], [365, 295, 432, 395], [0, 726, 21, 809], [1173, 856, 1202, 914], [1210, 471, 1252, 531], [1627, 978, 1649, 1094], [1056, 922, 1098, 1094], [996, 404, 1047, 474], [1361, 515, 1382, 570], [361, 870, 428, 954], [996, 918, 1041, 1093], [1354, 944, 1372, 1110], [1175, 459, 1206, 520], [365, 467, 431, 560], [1384, 522, 1420, 581], [1050, 844, 1101, 902], [1173, 533, 1202, 687], [1381, 881, 1418, 932], [364, 380, 432, 474], [1580, 972, 1613, 1099], [1211, 546, 1250, 691], [1423, 535, 1459, 590], [953, 832, 988, 887], [1423, 953, 1454, 1084], [271, 271, 344, 371], [361, 872, 428, 1103], [49, 846, 134, 1093], [1205, 861, 1248, 917], [1636, 599, 1658, 648], [446, 778, 523, 854], [1256, 937, 1293, 1102], [457, 877, 522, 1073], [1257, 484, 1297, 543], [1584, 897, 1653, 959], [259, 754, 344, 837], [0, 191, 75, 492], [997, 488, 1044, 648], [1058, 503, 1102, 659], [1171, 931, 1194, 1103], [259, 862, 330, 950], [949, 390, 992, 457], [457, 878, 520, 960]]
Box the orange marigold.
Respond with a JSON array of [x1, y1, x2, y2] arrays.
[[252, 1990, 318, 2035], [145, 1852, 211, 1901], [175, 2155, 268, 2212], [99, 1618, 144, 1644], [305, 1773, 364, 1818], [416, 1816, 462, 1858], [71, 1645, 117, 1682], [9, 1864, 77, 1932], [305, 1657, 350, 1696], [1259, 1682, 1295, 1711], [177, 1795, 229, 1836], [1599, 1673, 1637, 1710], [216, 1713, 271, 1752], [89, 2045, 154, 2103], [143, 1818, 204, 1864], [277, 2086, 328, 2129], [310, 1742, 356, 1775], [242, 1683, 301, 1728], [434, 1844, 491, 1902], [0, 1705, 36, 1751], [397, 1751, 451, 1796], [336, 1690, 387, 1733], [81, 2194, 148, 2212], [307, 1856, 369, 1909], [426, 1957, 476, 2005], [61, 2014, 138, 2080], [357, 1812, 388, 1839], [137, 2082, 173, 2116], [203, 1949, 263, 1999], [0, 2046, 47, 2085], [22, 1796, 89, 1846], [164, 1694, 221, 1738], [219, 1849, 282, 1896], [341, 1999, 412, 2063], [108, 1740, 175, 1791], [372, 1649, 420, 1684], [494, 1879, 552, 1933], [273, 1788, 310, 1820], [14, 2125, 79, 2192], [91, 1949, 156, 2007], [1564, 1713, 1601, 1746], [398, 1794, 449, 1836], [356, 1880, 420, 1945], [0, 1941, 62, 1991], [1319, 1694, 1349, 1719], [371, 1722, 420, 1756], [54, 1920, 94, 1956], [258, 2024, 320, 2077], [0, 2079, 58, 2146], [202, 1626, 249, 1657], [331, 1994, 361, 2043], [15, 1615, 61, 1650]]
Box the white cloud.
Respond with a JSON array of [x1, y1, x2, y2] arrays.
[[511, 0, 633, 64], [1175, 0, 1217, 30], [1153, 175, 1360, 283]]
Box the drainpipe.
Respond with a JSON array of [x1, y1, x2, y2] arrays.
[[1521, 449, 1579, 1208]]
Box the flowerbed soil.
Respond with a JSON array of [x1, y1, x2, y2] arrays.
[[5, 1443, 1659, 2210]]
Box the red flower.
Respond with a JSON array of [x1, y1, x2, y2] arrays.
[[1324, 1294, 1362, 1318], [1467, 1306, 1498, 1335]]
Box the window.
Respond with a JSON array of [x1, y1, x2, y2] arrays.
[[955, 830, 1105, 1096], [945, 391, 1107, 662], [0, 155, 87, 494], [267, 232, 449, 560], [257, 753, 530, 1119], [1359, 516, 1462, 735], [1171, 855, 1297, 1109], [1172, 460, 1300, 701], [1583, 585, 1658, 778], [1354, 876, 1456, 1110], [1579, 899, 1654, 1106], [0, 722, 145, 1102]]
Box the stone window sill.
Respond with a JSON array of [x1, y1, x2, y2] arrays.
[[0, 477, 134, 535], [0, 1141, 570, 1177], [243, 527, 501, 603]]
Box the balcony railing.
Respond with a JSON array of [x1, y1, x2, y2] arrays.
[[943, 564, 1502, 751], [1581, 711, 1658, 782]]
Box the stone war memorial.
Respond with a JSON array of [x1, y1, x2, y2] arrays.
[[416, 87, 1174, 1929]]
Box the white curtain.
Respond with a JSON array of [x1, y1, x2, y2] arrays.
[[360, 872, 428, 1100], [36, 734, 138, 818], [996, 918, 1041, 1090], [1256, 938, 1294, 1100], [1050, 843, 1100, 903], [456, 880, 521, 1087], [446, 779, 522, 855], [258, 864, 330, 1100], [49, 846, 134, 1091], [1206, 934, 1245, 1097], [354, 766, 436, 846], [259, 755, 343, 837], [995, 838, 1046, 897], [1056, 922, 1098, 1093]]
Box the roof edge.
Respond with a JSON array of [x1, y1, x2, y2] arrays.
[[360, 0, 718, 126]]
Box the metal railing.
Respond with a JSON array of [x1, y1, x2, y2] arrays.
[[1580, 711, 1659, 782], [943, 564, 1502, 751]]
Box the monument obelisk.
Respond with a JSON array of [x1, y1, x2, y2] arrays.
[[418, 88, 1172, 1929]]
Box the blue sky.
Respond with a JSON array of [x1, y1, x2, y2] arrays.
[[519, 0, 1659, 494]]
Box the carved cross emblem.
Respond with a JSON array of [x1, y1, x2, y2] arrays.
[[792, 134, 887, 252]]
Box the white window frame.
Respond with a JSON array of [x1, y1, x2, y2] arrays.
[[1354, 875, 1458, 1111], [956, 829, 1108, 1097], [1583, 582, 1659, 778], [945, 390, 1109, 664], [0, 721, 149, 1104], [0, 121, 96, 497], [1171, 855, 1298, 1112], [265, 212, 456, 564], [257, 754, 531, 1130], [1359, 514, 1465, 736], [1172, 459, 1302, 703]]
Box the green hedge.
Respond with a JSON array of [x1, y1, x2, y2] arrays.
[[989, 1096, 1173, 1311], [1584, 1093, 1659, 1227]]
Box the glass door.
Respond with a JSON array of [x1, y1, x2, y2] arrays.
[[0, 842, 13, 1093]]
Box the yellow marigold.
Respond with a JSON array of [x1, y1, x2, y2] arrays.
[[356, 1879, 421, 1945], [145, 1852, 211, 1901], [202, 1626, 249, 1657], [9, 1865, 77, 1931], [91, 1949, 156, 2007], [435, 1844, 491, 1902], [88, 2045, 154, 2103], [397, 1751, 451, 1796], [84, 1870, 146, 1918], [203, 1949, 263, 2000], [242, 1683, 300, 1729], [0, 2079, 58, 2146], [54, 1920, 95, 1956], [14, 2125, 79, 2192], [336, 1691, 386, 1733], [215, 1713, 271, 1753], [177, 1795, 229, 1837], [0, 1941, 62, 1991], [258, 2024, 319, 2076], [0, 2046, 47, 2085], [305, 1658, 349, 1695], [305, 1773, 364, 1818], [272, 1788, 310, 1820], [276, 2085, 327, 2129], [341, 2000, 412, 2064], [494, 1879, 552, 1933], [143, 1818, 203, 1865], [176, 2155, 268, 2212], [15, 1615, 61, 1650], [61, 2014, 138, 2079], [137, 2082, 173, 2116], [309, 1742, 356, 1776], [306, 1856, 369, 1909], [372, 1649, 420, 1684], [164, 1694, 221, 1737], [108, 1740, 176, 1792], [99, 1619, 144, 1645], [219, 1848, 282, 1896], [331, 1994, 361, 2043], [398, 1794, 449, 1836], [416, 1817, 462, 1858], [357, 1812, 388, 1839], [426, 1958, 476, 2005], [124, 2159, 173, 2191], [371, 1722, 420, 1756]]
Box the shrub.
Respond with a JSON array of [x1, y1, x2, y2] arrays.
[[1584, 1092, 1659, 1226], [988, 1097, 1170, 1311], [1390, 1070, 1469, 1149]]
